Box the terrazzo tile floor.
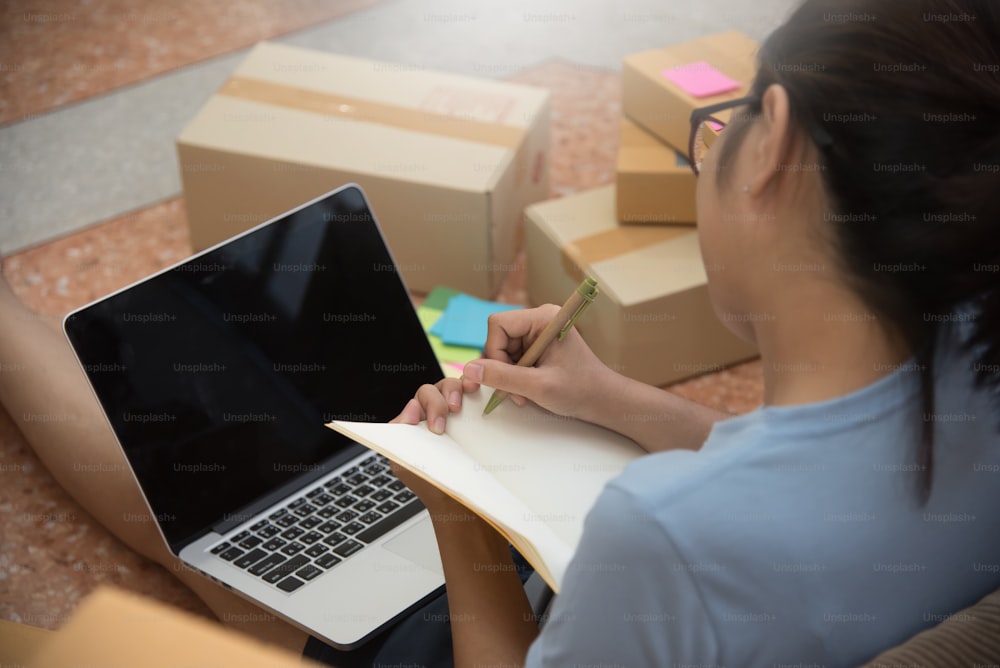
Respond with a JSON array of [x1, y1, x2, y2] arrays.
[[0, 0, 383, 125], [0, 1, 765, 637]]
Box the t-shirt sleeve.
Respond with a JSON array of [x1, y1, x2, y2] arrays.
[[524, 483, 720, 667]]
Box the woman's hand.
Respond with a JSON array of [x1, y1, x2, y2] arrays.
[[391, 303, 725, 460], [462, 304, 614, 420], [389, 376, 474, 513], [388, 304, 619, 504], [391, 376, 475, 435], [390, 304, 616, 436]]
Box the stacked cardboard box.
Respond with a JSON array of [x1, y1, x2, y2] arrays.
[[526, 32, 762, 386], [525, 186, 757, 387], [616, 118, 697, 224], [616, 31, 758, 225], [177, 42, 550, 299]]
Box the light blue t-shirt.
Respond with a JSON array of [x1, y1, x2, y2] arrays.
[[526, 337, 1000, 667]]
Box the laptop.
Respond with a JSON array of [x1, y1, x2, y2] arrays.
[[63, 184, 447, 649]]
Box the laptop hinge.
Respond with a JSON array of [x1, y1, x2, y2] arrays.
[[209, 446, 364, 535]]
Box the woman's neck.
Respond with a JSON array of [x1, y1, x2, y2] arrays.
[[754, 277, 911, 407]]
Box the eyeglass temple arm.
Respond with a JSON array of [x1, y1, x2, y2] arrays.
[[689, 95, 760, 123]]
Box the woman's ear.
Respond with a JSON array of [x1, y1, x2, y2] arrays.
[[747, 84, 794, 197]]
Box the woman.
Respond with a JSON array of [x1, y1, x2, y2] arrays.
[[389, 0, 1000, 665], [2, 0, 997, 665]]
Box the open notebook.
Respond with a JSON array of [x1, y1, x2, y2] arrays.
[[327, 387, 646, 591]]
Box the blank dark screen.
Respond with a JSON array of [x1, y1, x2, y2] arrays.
[[64, 186, 443, 553]]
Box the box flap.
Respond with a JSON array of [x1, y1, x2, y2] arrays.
[[591, 233, 706, 307], [524, 186, 621, 248], [527, 186, 705, 306]]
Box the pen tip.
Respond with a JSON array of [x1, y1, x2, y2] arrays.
[[483, 395, 502, 415]]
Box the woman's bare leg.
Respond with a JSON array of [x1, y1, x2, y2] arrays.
[[0, 276, 310, 655]]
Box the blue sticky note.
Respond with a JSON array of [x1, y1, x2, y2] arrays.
[[429, 310, 450, 337], [427, 289, 458, 337], [436, 295, 521, 350]]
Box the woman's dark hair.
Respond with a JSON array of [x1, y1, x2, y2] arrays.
[[719, 0, 1000, 504]]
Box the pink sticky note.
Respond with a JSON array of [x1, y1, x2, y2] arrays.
[[661, 61, 741, 98]]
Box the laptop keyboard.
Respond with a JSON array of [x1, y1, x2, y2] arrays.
[[208, 453, 424, 593]]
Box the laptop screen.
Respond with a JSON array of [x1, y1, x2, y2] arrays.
[[64, 185, 444, 553]]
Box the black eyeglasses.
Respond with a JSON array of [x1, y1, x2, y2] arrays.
[[687, 95, 759, 176], [687, 94, 835, 176]]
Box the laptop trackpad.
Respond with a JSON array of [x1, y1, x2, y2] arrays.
[[381, 518, 445, 577]]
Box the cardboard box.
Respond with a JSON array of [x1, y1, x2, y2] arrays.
[[28, 587, 322, 667], [525, 186, 757, 387], [622, 31, 759, 153], [616, 118, 697, 224], [178, 42, 550, 298]]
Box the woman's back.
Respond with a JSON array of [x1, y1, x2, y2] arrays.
[[527, 327, 1000, 666]]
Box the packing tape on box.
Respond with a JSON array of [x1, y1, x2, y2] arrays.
[[218, 76, 527, 148], [560, 226, 691, 282]]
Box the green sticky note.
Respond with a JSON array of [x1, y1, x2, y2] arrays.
[[423, 286, 461, 311]]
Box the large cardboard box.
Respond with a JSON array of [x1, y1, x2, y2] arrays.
[[616, 118, 697, 225], [178, 42, 550, 298], [525, 186, 757, 387], [622, 31, 758, 153]]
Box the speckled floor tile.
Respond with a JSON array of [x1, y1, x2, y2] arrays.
[[0, 0, 384, 126], [0, 409, 213, 626], [1, 198, 191, 316]]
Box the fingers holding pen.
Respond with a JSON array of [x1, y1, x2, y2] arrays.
[[463, 359, 533, 409], [470, 305, 564, 406], [482, 305, 561, 366]]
